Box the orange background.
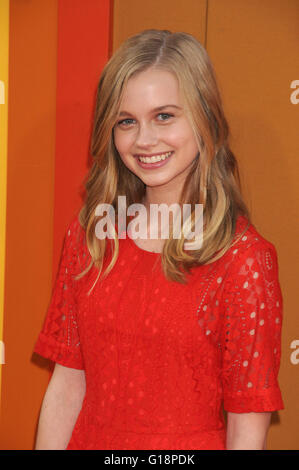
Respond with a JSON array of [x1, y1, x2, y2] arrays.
[[0, 0, 298, 450]]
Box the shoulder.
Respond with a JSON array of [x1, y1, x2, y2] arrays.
[[229, 215, 279, 261], [223, 215, 281, 292]]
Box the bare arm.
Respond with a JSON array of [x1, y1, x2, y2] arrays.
[[35, 363, 86, 450], [226, 411, 271, 450]]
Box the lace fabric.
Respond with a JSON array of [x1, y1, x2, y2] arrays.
[[219, 236, 284, 412], [33, 214, 284, 450], [34, 222, 85, 369]]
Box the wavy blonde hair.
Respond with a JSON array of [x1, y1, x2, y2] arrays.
[[76, 29, 251, 293]]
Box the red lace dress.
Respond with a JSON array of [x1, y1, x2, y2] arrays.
[[33, 214, 284, 450]]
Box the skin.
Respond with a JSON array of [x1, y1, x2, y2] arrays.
[[113, 67, 199, 200], [35, 364, 86, 450], [113, 66, 272, 449], [113, 67, 199, 251]]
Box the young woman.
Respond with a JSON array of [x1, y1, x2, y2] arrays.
[[33, 29, 284, 450]]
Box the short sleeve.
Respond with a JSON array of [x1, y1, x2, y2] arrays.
[[33, 218, 85, 370], [220, 241, 284, 413]]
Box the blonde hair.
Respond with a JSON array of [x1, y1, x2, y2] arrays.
[[76, 29, 251, 293]]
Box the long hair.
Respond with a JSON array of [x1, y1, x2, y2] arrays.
[[76, 29, 251, 293]]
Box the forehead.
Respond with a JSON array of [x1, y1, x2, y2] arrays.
[[119, 68, 182, 111]]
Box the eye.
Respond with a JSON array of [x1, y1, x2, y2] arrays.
[[117, 118, 135, 127], [157, 113, 173, 121]]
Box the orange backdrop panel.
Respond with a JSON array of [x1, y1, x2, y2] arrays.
[[0, 0, 58, 450], [113, 0, 207, 51], [0, 0, 9, 403], [206, 0, 299, 449]]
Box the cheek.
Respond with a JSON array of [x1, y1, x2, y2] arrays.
[[113, 130, 133, 155], [166, 124, 198, 152]]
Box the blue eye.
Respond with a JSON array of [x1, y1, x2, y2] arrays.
[[157, 113, 173, 121], [117, 118, 135, 126]]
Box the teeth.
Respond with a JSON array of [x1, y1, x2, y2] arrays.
[[138, 151, 172, 163]]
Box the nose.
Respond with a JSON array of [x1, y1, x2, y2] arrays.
[[135, 122, 158, 149]]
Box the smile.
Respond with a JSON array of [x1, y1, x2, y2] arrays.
[[137, 151, 173, 163]]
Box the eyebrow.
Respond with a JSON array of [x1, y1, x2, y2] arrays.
[[118, 105, 182, 117]]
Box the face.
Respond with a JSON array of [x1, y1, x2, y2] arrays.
[[113, 68, 199, 200]]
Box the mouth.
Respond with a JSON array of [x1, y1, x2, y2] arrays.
[[135, 151, 173, 163]]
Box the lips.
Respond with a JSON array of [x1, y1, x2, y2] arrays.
[[135, 151, 174, 169], [134, 151, 173, 158], [135, 151, 173, 163]]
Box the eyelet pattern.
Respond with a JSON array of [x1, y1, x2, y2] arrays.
[[33, 214, 284, 450]]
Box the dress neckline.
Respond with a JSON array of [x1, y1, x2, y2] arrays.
[[122, 214, 249, 256], [126, 232, 162, 255]]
